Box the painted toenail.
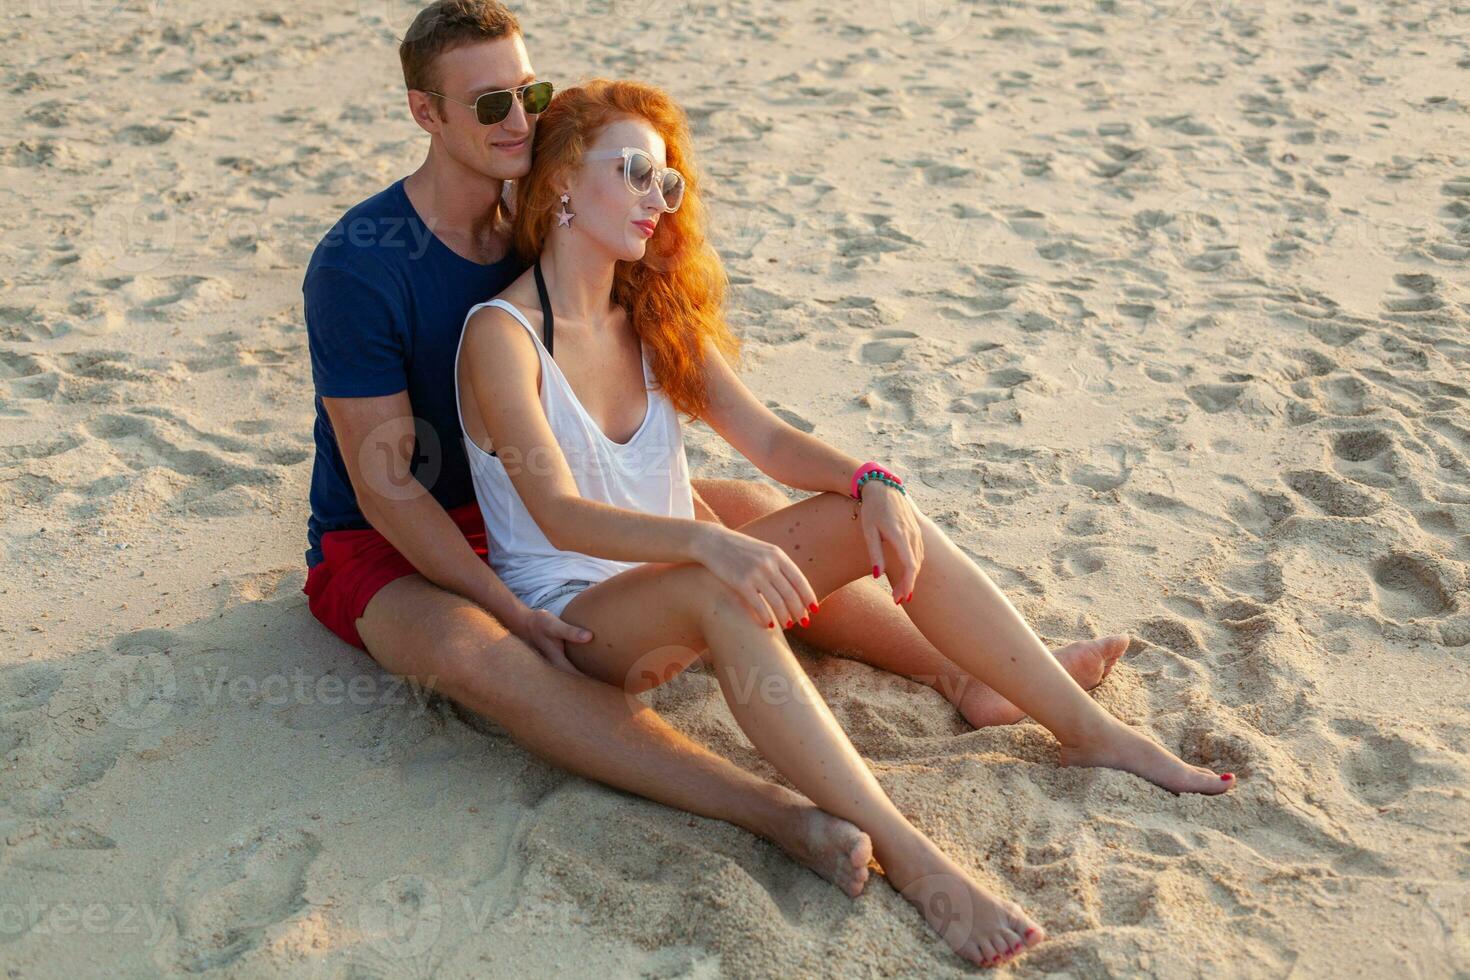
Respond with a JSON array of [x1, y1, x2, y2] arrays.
[[800, 616, 810, 627], [784, 619, 793, 629], [1221, 773, 1234, 780]]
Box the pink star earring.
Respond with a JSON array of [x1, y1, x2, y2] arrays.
[[555, 193, 574, 228]]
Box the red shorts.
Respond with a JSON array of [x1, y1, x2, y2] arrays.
[[302, 502, 489, 651]]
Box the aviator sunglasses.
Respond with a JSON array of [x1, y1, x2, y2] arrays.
[[423, 79, 554, 125], [583, 146, 686, 212]]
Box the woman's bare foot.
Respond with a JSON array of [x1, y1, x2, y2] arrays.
[[883, 837, 1045, 968], [773, 804, 873, 897], [1059, 717, 1237, 795], [954, 634, 1129, 729]]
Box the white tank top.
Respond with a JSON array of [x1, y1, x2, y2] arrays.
[[453, 297, 695, 608]]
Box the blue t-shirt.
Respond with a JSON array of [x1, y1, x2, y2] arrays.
[[303, 178, 526, 568]]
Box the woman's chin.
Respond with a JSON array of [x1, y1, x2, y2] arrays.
[[618, 239, 650, 263]]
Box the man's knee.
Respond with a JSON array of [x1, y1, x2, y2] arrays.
[[432, 628, 547, 704]]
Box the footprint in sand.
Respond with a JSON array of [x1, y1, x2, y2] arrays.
[[166, 825, 322, 972], [1331, 429, 1392, 463], [1066, 446, 1133, 492], [1369, 553, 1456, 621], [1283, 469, 1382, 518], [857, 329, 918, 365], [1332, 719, 1445, 808], [1382, 272, 1444, 314]]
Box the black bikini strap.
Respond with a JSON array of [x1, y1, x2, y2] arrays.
[[532, 258, 554, 359]]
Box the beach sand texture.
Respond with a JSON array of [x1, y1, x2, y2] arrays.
[[2, 0, 1468, 975]]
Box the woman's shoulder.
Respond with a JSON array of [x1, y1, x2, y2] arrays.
[[481, 274, 542, 324]]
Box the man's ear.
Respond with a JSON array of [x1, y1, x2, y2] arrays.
[[406, 91, 442, 135]]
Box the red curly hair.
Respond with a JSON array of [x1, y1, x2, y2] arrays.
[[511, 78, 741, 421]]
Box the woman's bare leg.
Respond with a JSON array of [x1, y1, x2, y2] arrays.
[[708, 492, 1237, 796], [689, 478, 1127, 727], [358, 574, 872, 897], [557, 564, 1045, 967]]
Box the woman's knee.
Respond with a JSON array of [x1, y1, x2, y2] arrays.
[[707, 478, 793, 526], [673, 564, 748, 620]]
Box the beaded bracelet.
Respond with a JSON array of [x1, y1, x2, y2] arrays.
[[849, 461, 906, 505], [856, 470, 906, 498]]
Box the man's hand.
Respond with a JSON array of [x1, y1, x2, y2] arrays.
[[511, 605, 594, 677]]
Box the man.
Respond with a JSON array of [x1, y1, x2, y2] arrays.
[[301, 0, 1123, 891]]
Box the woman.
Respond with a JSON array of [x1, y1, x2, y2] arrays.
[[454, 79, 1235, 969]]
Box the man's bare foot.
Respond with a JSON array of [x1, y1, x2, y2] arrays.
[[883, 837, 1045, 968], [774, 804, 873, 897], [1059, 717, 1237, 795], [954, 633, 1129, 729]]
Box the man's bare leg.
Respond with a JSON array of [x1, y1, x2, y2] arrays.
[[354, 573, 872, 896], [689, 478, 1127, 727]]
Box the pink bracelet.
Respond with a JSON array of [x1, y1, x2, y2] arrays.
[[849, 461, 903, 499]]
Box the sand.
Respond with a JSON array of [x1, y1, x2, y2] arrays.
[[2, 0, 1468, 975]]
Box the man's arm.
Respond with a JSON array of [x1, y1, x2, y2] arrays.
[[323, 390, 536, 633]]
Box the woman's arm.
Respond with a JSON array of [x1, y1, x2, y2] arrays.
[[697, 337, 923, 601], [697, 338, 879, 495], [462, 304, 719, 564]]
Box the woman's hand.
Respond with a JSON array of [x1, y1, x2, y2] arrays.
[[859, 481, 924, 603], [691, 524, 819, 630], [511, 604, 593, 677]]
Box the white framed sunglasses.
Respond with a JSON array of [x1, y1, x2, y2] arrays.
[[583, 146, 686, 212]]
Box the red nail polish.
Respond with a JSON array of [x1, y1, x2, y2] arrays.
[[800, 616, 810, 627], [767, 621, 774, 629], [784, 619, 793, 629], [1221, 773, 1234, 781], [808, 601, 819, 612], [872, 565, 880, 578], [1024, 927, 1037, 937], [905, 592, 913, 602]]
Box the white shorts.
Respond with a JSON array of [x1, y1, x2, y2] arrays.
[[527, 578, 597, 619]]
